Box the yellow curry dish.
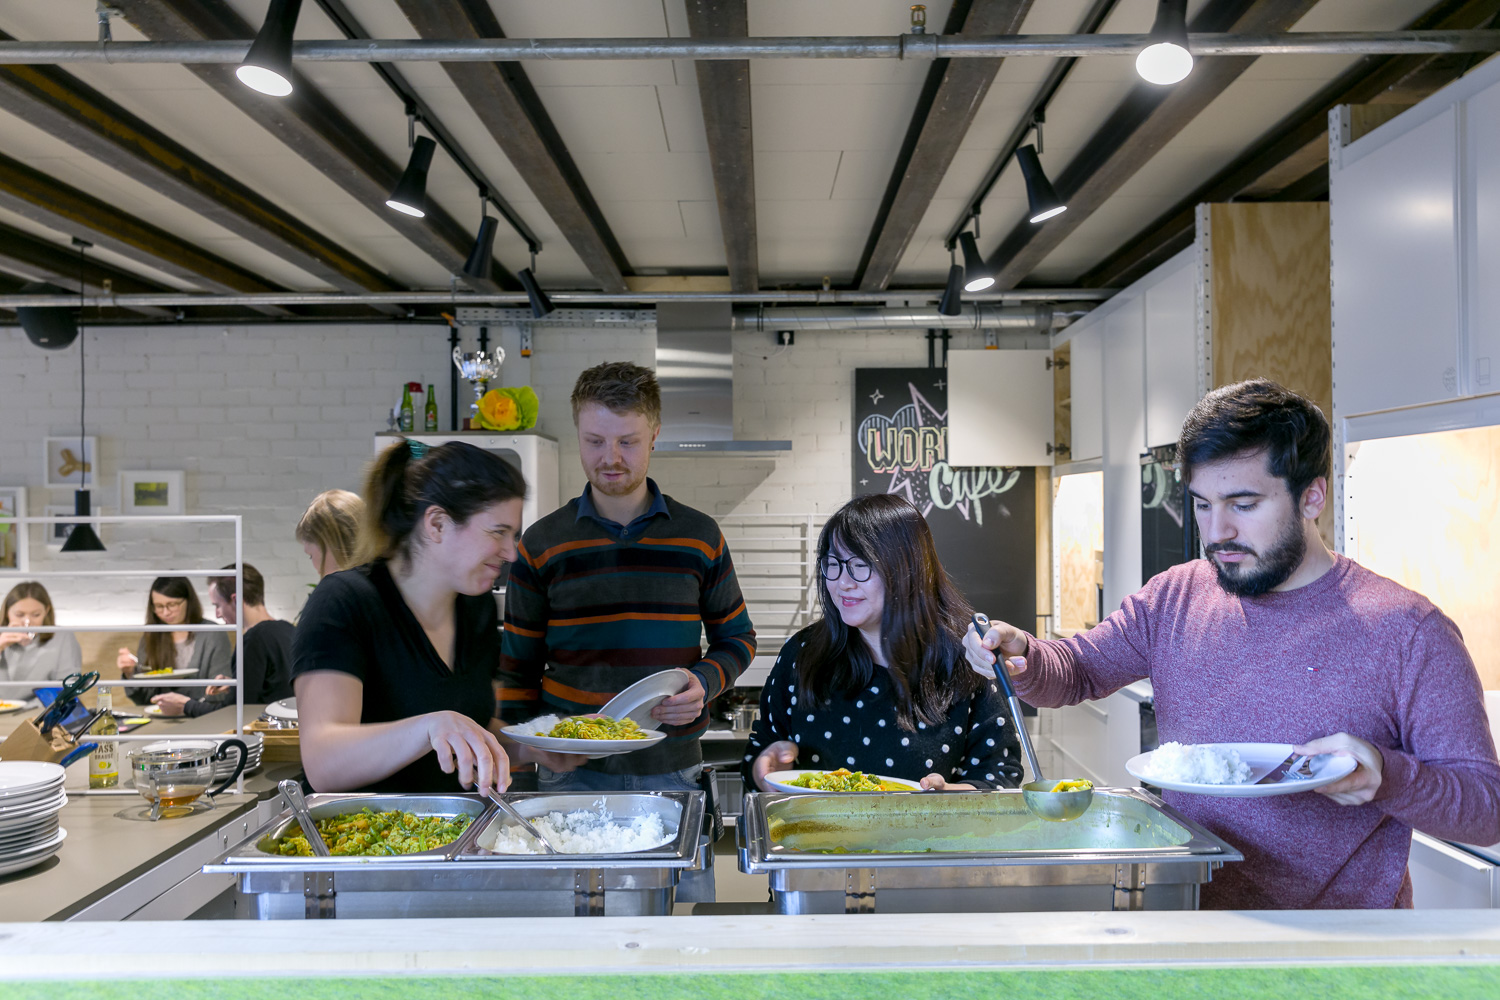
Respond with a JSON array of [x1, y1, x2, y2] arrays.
[[540, 715, 649, 741], [785, 769, 915, 792], [1049, 779, 1094, 793], [271, 808, 472, 857]]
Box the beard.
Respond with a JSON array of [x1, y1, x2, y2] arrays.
[[588, 464, 647, 498], [1206, 513, 1307, 597]]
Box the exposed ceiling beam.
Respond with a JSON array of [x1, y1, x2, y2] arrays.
[[1077, 0, 1500, 289], [0, 29, 407, 313], [0, 222, 173, 319], [0, 150, 291, 316], [983, 0, 1322, 289], [685, 0, 757, 293], [108, 0, 510, 297], [393, 0, 630, 293], [854, 0, 1033, 291]]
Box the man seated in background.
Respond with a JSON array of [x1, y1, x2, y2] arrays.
[[152, 563, 295, 716]]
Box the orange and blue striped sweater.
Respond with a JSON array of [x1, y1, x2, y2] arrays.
[[498, 492, 756, 775]]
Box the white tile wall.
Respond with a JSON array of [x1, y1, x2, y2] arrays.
[[0, 321, 993, 628]]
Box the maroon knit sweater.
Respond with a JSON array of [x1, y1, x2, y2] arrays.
[[1016, 554, 1500, 909]]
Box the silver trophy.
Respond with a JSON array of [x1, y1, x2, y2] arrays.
[[452, 345, 505, 429]]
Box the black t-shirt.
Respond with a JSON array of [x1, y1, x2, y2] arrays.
[[184, 618, 296, 718], [292, 561, 498, 793]]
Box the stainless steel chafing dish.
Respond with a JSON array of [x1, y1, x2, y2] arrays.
[[738, 787, 1242, 914], [205, 791, 706, 919]]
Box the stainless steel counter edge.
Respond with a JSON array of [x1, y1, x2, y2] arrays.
[[2, 910, 1500, 978]]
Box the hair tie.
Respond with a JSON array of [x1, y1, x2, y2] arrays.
[[407, 439, 429, 459]]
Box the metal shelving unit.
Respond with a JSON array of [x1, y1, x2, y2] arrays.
[[715, 513, 827, 664], [0, 514, 246, 794]]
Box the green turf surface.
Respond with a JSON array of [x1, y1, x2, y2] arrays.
[[7, 967, 1499, 1000]]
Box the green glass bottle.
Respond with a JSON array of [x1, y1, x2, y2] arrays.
[[424, 383, 439, 432], [399, 383, 414, 432]]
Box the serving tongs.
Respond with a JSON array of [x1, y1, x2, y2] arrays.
[[279, 780, 330, 857], [486, 789, 558, 854], [972, 613, 1094, 822]]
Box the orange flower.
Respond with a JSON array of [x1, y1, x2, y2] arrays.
[[478, 390, 519, 430]]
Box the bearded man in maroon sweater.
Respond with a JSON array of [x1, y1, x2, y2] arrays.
[[966, 378, 1500, 909]]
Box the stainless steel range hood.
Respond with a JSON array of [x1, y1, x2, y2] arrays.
[[654, 301, 791, 457]]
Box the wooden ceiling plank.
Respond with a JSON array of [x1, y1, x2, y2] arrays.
[[0, 150, 292, 316], [685, 1, 757, 293], [1076, 0, 1500, 290], [983, 0, 1321, 290], [854, 0, 1034, 292], [393, 0, 629, 294]]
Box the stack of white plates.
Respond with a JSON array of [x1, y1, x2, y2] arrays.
[[0, 761, 68, 877], [215, 732, 263, 781]]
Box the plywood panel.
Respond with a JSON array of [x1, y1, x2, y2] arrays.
[[1347, 424, 1500, 690], [1054, 471, 1104, 634], [1053, 342, 1071, 462], [1208, 201, 1335, 547]]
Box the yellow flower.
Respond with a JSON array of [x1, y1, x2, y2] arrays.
[[477, 389, 520, 430]]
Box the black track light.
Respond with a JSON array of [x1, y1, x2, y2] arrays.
[[59, 489, 104, 553], [237, 0, 302, 97], [462, 216, 498, 281], [1016, 144, 1066, 224], [938, 263, 964, 317], [517, 267, 553, 319], [958, 232, 994, 293], [386, 136, 437, 218], [1137, 0, 1193, 85]]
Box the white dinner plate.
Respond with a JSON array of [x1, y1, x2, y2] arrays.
[[0, 761, 65, 797], [763, 769, 920, 794], [133, 667, 198, 679], [1125, 742, 1358, 797], [0, 794, 67, 826], [0, 827, 66, 876], [263, 698, 297, 722], [598, 670, 692, 733], [0, 700, 29, 714], [502, 718, 667, 757]]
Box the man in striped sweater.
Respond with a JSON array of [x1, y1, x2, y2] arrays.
[[498, 362, 757, 790]]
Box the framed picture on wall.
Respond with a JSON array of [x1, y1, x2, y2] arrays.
[[0, 486, 27, 571], [44, 436, 98, 488], [119, 470, 184, 516], [44, 503, 102, 550]]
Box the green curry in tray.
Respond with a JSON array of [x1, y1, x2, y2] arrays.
[[268, 808, 472, 857]]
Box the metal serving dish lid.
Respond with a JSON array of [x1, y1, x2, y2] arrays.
[[217, 793, 489, 866], [456, 791, 704, 866], [741, 788, 1242, 869]]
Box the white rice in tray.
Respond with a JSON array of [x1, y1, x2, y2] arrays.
[[1139, 742, 1252, 785], [483, 806, 671, 855]]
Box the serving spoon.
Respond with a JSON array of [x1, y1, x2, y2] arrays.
[[486, 789, 558, 854], [971, 614, 1094, 822], [279, 779, 330, 857]]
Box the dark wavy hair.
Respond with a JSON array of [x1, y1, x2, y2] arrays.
[[797, 493, 980, 731], [142, 576, 205, 672], [359, 440, 528, 563], [1178, 378, 1332, 501]]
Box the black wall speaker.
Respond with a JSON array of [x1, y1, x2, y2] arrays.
[[17, 282, 78, 350]]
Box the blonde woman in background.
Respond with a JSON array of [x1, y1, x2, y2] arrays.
[[0, 582, 82, 684], [296, 489, 363, 578]]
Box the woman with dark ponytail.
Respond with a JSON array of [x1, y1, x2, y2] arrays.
[[292, 440, 579, 794]]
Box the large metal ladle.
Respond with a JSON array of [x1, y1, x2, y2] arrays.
[[972, 614, 1094, 823]]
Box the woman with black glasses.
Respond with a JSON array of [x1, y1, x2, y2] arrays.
[[742, 493, 1023, 792]]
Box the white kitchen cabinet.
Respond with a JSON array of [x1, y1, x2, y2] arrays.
[[1409, 832, 1499, 908], [1044, 690, 1143, 789], [1101, 300, 1146, 612], [1468, 78, 1500, 393], [1069, 326, 1103, 462], [946, 349, 1056, 467], [375, 431, 560, 529], [1143, 262, 1199, 448]]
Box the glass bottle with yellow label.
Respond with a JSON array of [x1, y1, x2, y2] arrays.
[[89, 686, 118, 789]]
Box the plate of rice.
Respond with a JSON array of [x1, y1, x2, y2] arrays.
[[1126, 742, 1357, 797], [501, 714, 668, 757]]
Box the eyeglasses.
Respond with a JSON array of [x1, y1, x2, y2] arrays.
[[821, 554, 873, 583], [152, 598, 187, 615]]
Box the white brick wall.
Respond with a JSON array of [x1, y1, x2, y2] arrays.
[[0, 320, 991, 627]]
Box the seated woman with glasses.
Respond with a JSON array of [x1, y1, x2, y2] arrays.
[[0, 582, 83, 685], [117, 576, 232, 708], [742, 493, 1023, 793]]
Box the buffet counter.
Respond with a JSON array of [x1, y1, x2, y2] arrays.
[[0, 704, 299, 921]]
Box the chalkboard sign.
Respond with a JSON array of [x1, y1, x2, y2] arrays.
[[852, 368, 1037, 629]]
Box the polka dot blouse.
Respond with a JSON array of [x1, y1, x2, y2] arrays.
[[740, 625, 1023, 790]]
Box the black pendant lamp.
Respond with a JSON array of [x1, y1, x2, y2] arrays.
[[17, 281, 78, 349], [517, 266, 554, 319], [1016, 144, 1066, 224], [1136, 0, 1193, 85], [236, 0, 302, 97], [60, 240, 104, 553], [462, 216, 498, 281], [938, 263, 964, 317], [386, 136, 437, 218], [958, 232, 994, 292]]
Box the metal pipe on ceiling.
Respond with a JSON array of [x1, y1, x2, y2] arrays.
[[0, 288, 1113, 309], [731, 304, 1061, 331], [0, 32, 1496, 64]]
